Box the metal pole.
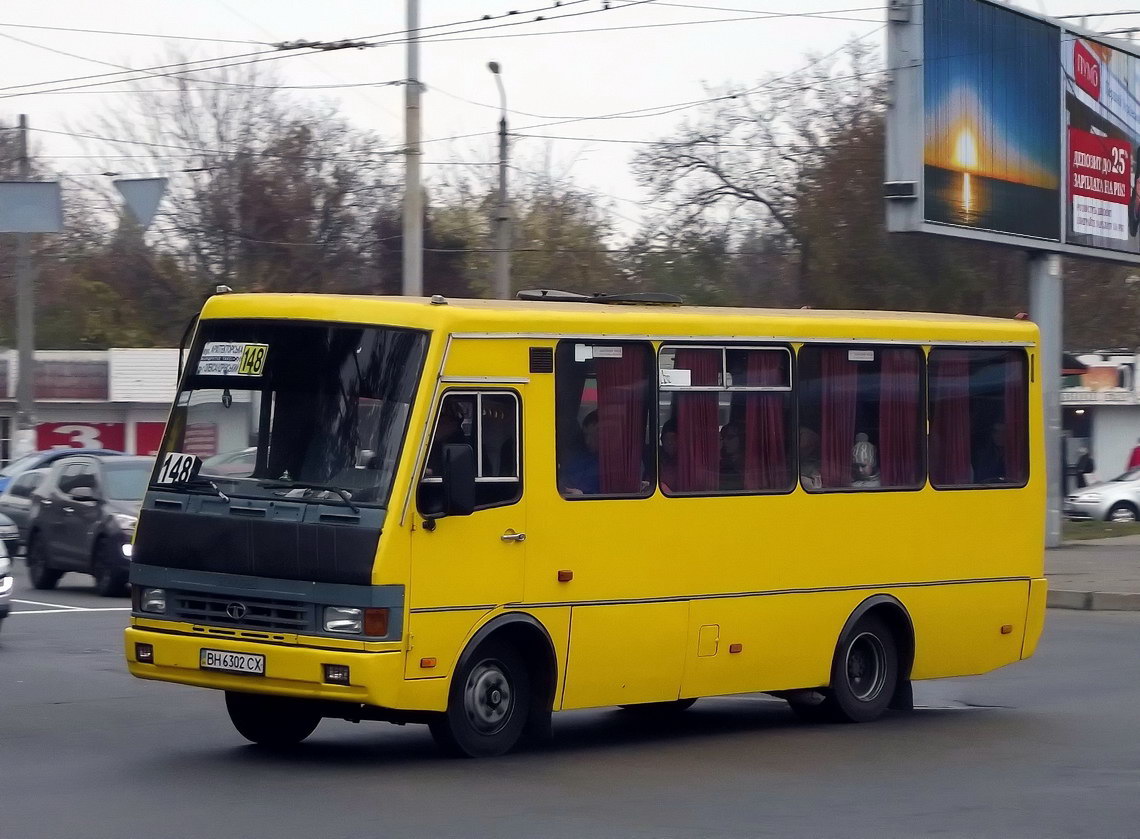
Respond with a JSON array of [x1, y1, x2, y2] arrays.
[[1029, 252, 1062, 548], [14, 114, 37, 458], [489, 62, 510, 299], [402, 0, 423, 297]]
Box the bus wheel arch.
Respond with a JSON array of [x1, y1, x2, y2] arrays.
[[430, 612, 558, 757], [788, 595, 915, 723]]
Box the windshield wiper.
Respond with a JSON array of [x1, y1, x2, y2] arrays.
[[260, 481, 360, 514], [154, 476, 230, 502]]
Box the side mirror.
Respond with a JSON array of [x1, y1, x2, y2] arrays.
[[440, 443, 476, 517], [71, 485, 99, 502]]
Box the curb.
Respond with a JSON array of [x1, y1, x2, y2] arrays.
[[1047, 589, 1140, 611]]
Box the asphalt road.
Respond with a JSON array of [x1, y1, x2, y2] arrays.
[[2, 564, 1138, 839]]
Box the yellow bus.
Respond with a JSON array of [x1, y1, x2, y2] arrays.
[[124, 292, 1046, 757]]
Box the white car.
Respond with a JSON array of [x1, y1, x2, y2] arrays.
[[0, 542, 12, 635], [1065, 469, 1140, 522]]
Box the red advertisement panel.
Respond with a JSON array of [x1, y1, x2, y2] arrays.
[[1069, 128, 1131, 241], [37, 422, 126, 451], [134, 422, 167, 456], [1073, 39, 1102, 101]]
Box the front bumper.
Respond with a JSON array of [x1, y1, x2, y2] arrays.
[[124, 623, 447, 712], [1064, 499, 1108, 521]]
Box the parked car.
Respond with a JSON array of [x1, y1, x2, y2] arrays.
[[0, 448, 124, 492], [0, 512, 18, 559], [0, 468, 47, 554], [26, 455, 154, 597], [0, 540, 11, 635], [199, 447, 257, 478], [1065, 468, 1140, 522]]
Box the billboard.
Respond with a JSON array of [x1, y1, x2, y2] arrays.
[[1063, 37, 1140, 252], [923, 0, 1060, 239], [885, 0, 1140, 265]]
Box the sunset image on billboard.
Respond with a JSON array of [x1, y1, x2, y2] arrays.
[[923, 0, 1061, 239]]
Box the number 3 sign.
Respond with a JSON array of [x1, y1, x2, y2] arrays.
[[37, 422, 126, 451]]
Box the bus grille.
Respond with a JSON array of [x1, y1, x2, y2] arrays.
[[171, 591, 312, 632]]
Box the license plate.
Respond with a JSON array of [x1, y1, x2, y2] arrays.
[[200, 648, 265, 676]]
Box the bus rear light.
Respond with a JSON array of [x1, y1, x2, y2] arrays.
[[364, 608, 389, 637], [323, 664, 351, 685]]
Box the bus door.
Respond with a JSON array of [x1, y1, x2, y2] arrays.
[[406, 389, 526, 675]]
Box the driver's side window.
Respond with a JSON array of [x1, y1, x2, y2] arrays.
[[417, 390, 521, 514]]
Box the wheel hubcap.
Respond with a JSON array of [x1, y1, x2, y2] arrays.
[[1111, 507, 1136, 522], [463, 659, 513, 735], [846, 632, 887, 702]]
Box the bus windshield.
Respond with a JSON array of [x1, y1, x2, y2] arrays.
[[159, 319, 428, 507]]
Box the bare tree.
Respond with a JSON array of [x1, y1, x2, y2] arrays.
[[633, 41, 881, 289]]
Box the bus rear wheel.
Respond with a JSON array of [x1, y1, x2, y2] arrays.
[[224, 691, 321, 747], [789, 614, 899, 724], [429, 640, 530, 758]]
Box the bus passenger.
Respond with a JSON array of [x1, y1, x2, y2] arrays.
[[720, 422, 745, 491], [799, 427, 822, 490], [561, 411, 600, 496], [659, 418, 678, 493]]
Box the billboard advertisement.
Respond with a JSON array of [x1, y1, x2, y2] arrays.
[[1063, 37, 1140, 252], [886, 0, 1140, 265], [922, 0, 1060, 240]]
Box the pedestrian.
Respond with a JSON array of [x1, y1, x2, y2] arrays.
[[1129, 438, 1140, 471], [1075, 447, 1094, 489]]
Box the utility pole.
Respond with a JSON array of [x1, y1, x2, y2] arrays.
[[1029, 252, 1062, 549], [402, 0, 423, 297], [488, 62, 511, 299], [14, 114, 36, 457]]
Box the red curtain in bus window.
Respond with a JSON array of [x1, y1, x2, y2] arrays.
[[596, 347, 648, 494], [743, 351, 787, 490], [673, 348, 720, 492], [879, 348, 920, 487], [930, 351, 972, 485], [820, 349, 857, 488], [1003, 353, 1028, 484]]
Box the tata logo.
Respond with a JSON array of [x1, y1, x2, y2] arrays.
[[1075, 41, 1101, 100], [225, 602, 248, 620]]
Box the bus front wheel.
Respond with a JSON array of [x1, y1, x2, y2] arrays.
[[224, 691, 321, 747], [789, 613, 899, 724], [429, 639, 531, 758]]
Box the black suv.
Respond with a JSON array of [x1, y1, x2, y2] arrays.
[[26, 455, 154, 597]]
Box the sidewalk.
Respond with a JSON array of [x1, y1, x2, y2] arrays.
[[1047, 534, 1140, 611]]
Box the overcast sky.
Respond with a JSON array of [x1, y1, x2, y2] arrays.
[[1, 0, 1136, 232]]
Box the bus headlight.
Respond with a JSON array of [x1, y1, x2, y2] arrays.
[[323, 606, 389, 636], [324, 606, 363, 634], [139, 588, 167, 614], [0, 554, 10, 575]]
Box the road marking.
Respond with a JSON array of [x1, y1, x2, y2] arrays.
[[10, 606, 132, 615], [12, 598, 86, 610]]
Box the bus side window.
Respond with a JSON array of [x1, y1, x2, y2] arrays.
[[555, 341, 655, 499], [658, 345, 794, 495], [929, 348, 1028, 489], [417, 391, 521, 515], [797, 345, 924, 492]]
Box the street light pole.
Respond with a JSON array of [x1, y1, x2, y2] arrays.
[[402, 0, 423, 297], [488, 61, 510, 300], [14, 114, 36, 457]]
